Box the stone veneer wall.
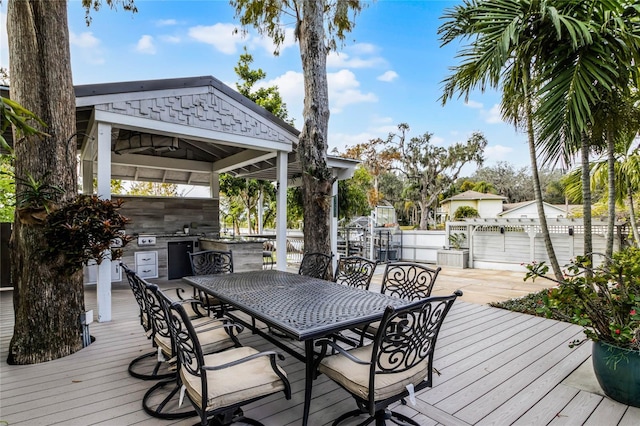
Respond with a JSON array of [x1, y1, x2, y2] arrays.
[[116, 195, 219, 236], [116, 195, 220, 281]]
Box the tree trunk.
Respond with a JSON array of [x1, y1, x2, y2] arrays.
[[523, 67, 563, 281], [7, 0, 84, 364], [581, 133, 593, 262], [605, 131, 615, 259], [419, 200, 428, 230], [628, 190, 640, 248], [298, 0, 333, 255]]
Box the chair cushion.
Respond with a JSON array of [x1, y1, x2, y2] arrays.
[[154, 320, 236, 357], [181, 302, 208, 319], [356, 320, 381, 337], [318, 345, 430, 402], [180, 346, 287, 411], [197, 293, 222, 306]]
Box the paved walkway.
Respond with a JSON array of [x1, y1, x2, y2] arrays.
[[364, 264, 552, 305]]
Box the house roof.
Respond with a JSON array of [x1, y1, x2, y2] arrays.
[[441, 190, 507, 203], [498, 200, 569, 216], [1, 76, 358, 185]]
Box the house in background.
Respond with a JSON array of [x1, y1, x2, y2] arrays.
[[499, 200, 575, 219], [440, 190, 507, 220]]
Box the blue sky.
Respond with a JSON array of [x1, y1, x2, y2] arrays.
[[0, 0, 530, 172]]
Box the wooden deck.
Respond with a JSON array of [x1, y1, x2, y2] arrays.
[[1, 282, 639, 426]]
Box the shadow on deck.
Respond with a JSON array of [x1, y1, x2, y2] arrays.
[[1, 281, 638, 425]]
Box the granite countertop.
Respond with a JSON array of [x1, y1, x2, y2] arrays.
[[133, 233, 202, 238], [199, 237, 266, 244]]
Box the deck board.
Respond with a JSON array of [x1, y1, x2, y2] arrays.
[[1, 283, 638, 426]]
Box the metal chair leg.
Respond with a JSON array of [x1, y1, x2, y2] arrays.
[[128, 350, 175, 381], [142, 379, 196, 419]]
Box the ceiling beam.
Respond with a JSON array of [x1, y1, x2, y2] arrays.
[[111, 152, 212, 173], [212, 150, 277, 173]]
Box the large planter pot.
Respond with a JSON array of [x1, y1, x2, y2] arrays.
[[436, 249, 469, 269], [592, 340, 640, 407]]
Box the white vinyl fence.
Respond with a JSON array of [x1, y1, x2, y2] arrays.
[[398, 218, 627, 271]]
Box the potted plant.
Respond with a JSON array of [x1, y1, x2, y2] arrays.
[[437, 232, 469, 268], [525, 248, 640, 407]]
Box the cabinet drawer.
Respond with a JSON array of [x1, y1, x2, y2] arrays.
[[136, 265, 158, 279], [135, 251, 157, 266], [135, 251, 158, 279]]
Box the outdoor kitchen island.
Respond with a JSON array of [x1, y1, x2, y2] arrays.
[[198, 237, 265, 272]]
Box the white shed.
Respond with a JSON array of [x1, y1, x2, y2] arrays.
[[499, 200, 569, 218]]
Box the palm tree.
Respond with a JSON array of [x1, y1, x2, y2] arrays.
[[564, 131, 640, 254], [439, 0, 594, 280], [534, 1, 640, 259], [441, 0, 640, 275]]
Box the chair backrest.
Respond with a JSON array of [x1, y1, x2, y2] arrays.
[[189, 250, 233, 275], [369, 291, 461, 398], [165, 297, 209, 409], [381, 262, 441, 301], [333, 256, 378, 290], [142, 282, 175, 356], [298, 252, 333, 279], [122, 263, 152, 333]]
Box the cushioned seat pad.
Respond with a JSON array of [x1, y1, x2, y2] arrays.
[[318, 345, 429, 401], [180, 346, 287, 411]]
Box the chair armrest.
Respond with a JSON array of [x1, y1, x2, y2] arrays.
[[195, 321, 244, 335], [315, 339, 369, 365], [202, 350, 284, 371]]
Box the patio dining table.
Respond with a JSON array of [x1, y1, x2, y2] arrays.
[[183, 269, 408, 426]]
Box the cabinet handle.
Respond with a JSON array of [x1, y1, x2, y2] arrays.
[[142, 258, 151, 261], [143, 269, 151, 273]]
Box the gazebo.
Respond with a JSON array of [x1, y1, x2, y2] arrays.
[[1, 75, 359, 321]]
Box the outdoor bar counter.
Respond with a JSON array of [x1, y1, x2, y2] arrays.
[[198, 237, 264, 272]]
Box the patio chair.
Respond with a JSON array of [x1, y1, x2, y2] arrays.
[[262, 240, 275, 270], [298, 252, 333, 280], [333, 256, 378, 290], [122, 263, 175, 381], [142, 283, 244, 419], [315, 291, 462, 426], [358, 262, 442, 346], [189, 249, 234, 275], [189, 249, 234, 316], [165, 293, 292, 426]]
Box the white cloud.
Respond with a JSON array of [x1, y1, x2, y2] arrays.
[[260, 71, 305, 121], [156, 19, 177, 27], [159, 35, 181, 44], [349, 43, 378, 55], [327, 51, 385, 69], [70, 31, 100, 49], [328, 69, 377, 113], [377, 71, 398, 82], [69, 31, 105, 64], [327, 42, 386, 69], [483, 104, 503, 124], [484, 144, 514, 162], [135, 35, 156, 54], [431, 135, 446, 145], [465, 100, 483, 109], [330, 131, 380, 153], [249, 27, 297, 55], [262, 68, 377, 118], [188, 23, 245, 55], [464, 101, 503, 124]]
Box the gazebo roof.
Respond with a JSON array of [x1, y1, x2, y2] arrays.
[[2, 76, 358, 185]]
